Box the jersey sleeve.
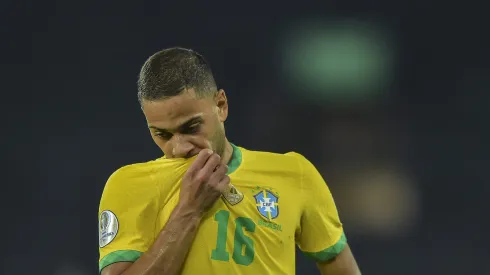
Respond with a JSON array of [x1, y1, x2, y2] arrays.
[[289, 152, 347, 262], [98, 165, 160, 272]]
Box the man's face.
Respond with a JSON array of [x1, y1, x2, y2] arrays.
[[142, 88, 229, 159]]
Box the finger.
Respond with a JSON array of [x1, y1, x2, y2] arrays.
[[195, 154, 221, 182], [208, 164, 228, 184], [187, 149, 213, 175], [215, 175, 231, 193], [199, 153, 221, 177]]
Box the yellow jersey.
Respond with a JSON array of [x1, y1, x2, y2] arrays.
[[98, 144, 346, 274]]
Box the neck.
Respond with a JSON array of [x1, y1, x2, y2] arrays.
[[221, 139, 233, 166]]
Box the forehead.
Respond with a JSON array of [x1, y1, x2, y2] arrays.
[[142, 90, 212, 128]]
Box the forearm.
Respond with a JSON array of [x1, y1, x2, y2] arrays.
[[122, 205, 201, 275]]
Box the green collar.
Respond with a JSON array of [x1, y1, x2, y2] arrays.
[[227, 143, 242, 175]]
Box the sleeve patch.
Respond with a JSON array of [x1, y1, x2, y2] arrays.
[[99, 210, 119, 248], [99, 250, 143, 272], [302, 232, 347, 262]]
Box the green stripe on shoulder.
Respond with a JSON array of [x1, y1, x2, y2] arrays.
[[302, 232, 347, 262], [99, 250, 143, 272]]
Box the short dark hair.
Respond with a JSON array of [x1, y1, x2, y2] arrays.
[[137, 47, 217, 103]]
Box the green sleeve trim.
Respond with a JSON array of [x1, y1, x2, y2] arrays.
[[302, 232, 347, 262], [99, 250, 143, 272]]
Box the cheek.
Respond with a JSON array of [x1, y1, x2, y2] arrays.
[[201, 117, 220, 136]]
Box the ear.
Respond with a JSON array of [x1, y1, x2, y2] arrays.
[[215, 89, 228, 122]]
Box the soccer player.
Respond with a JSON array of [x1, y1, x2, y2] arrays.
[[98, 47, 361, 275]]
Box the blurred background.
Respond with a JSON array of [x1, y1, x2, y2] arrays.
[[2, 1, 489, 274]]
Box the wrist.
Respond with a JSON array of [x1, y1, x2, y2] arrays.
[[174, 203, 204, 222]]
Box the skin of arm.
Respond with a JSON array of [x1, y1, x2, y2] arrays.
[[316, 244, 361, 275]]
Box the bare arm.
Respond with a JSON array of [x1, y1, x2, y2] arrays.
[[101, 150, 229, 275], [317, 244, 361, 275], [102, 205, 201, 275]]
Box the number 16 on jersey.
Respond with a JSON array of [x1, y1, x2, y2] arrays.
[[211, 210, 256, 266]]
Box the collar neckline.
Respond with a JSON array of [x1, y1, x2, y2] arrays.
[[227, 143, 242, 175]]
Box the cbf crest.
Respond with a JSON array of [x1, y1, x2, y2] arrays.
[[254, 190, 279, 220]]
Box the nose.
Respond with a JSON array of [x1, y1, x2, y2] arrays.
[[170, 135, 195, 158]]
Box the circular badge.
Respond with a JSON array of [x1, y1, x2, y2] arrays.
[[99, 210, 119, 248]]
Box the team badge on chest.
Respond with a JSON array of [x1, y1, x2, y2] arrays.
[[221, 183, 244, 206], [254, 190, 279, 220]]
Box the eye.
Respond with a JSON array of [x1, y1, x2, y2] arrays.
[[184, 123, 201, 134], [155, 132, 172, 140]]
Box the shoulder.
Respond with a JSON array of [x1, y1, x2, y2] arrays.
[[101, 157, 190, 201], [105, 160, 158, 188], [239, 146, 311, 175], [239, 146, 323, 190], [105, 157, 190, 186], [240, 145, 308, 163], [100, 161, 158, 206]]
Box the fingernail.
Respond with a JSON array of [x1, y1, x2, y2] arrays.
[[206, 149, 213, 155]]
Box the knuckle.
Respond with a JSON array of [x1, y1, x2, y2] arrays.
[[182, 174, 193, 185], [206, 183, 220, 193], [213, 177, 223, 186], [213, 165, 226, 176], [217, 183, 229, 192], [221, 165, 229, 174], [195, 171, 210, 183], [210, 183, 220, 191], [210, 154, 221, 164]]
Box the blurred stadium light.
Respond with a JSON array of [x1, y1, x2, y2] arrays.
[[338, 165, 420, 237], [280, 19, 394, 107]]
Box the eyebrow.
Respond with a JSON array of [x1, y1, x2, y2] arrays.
[[148, 114, 203, 133]]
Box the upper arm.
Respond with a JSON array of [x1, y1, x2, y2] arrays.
[[317, 244, 361, 275], [98, 167, 159, 273], [289, 152, 346, 261], [287, 153, 360, 274]]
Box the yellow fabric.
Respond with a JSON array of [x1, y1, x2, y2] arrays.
[[98, 146, 344, 274]]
